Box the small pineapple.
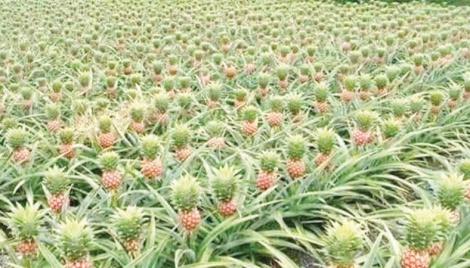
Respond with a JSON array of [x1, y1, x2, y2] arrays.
[[298, 64, 311, 84], [341, 75, 356, 103], [257, 151, 279, 190], [266, 96, 285, 127], [7, 128, 31, 164], [206, 121, 226, 149], [375, 74, 389, 96], [45, 103, 62, 133], [151, 93, 170, 125], [447, 85, 462, 109], [171, 175, 202, 232], [459, 159, 470, 200], [315, 128, 335, 167], [5, 203, 44, 258], [390, 99, 408, 119], [429, 91, 444, 115], [140, 135, 163, 179], [410, 96, 424, 122], [427, 207, 454, 257], [351, 111, 378, 146], [324, 220, 363, 268], [99, 152, 122, 190], [358, 74, 372, 100], [112, 207, 144, 253], [286, 135, 307, 178], [314, 82, 330, 113], [97, 115, 115, 148], [56, 218, 93, 268], [436, 173, 465, 222], [129, 104, 146, 134], [286, 93, 304, 122], [43, 166, 70, 213], [59, 128, 76, 159], [233, 88, 248, 108], [20, 87, 34, 110], [382, 118, 401, 139], [172, 125, 191, 161], [206, 82, 222, 109], [49, 80, 63, 102], [241, 106, 258, 136], [257, 73, 271, 97], [276, 64, 290, 89], [210, 165, 240, 217]]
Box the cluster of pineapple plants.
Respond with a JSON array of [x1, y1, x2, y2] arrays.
[[1, 0, 470, 267]]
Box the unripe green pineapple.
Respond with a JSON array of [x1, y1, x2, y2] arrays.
[[44, 166, 70, 195], [459, 159, 470, 178], [276, 64, 290, 81], [99, 115, 112, 133], [6, 202, 44, 243], [171, 175, 201, 211], [172, 125, 191, 148], [287, 135, 306, 160], [286, 93, 304, 115], [404, 209, 437, 250], [323, 220, 363, 268], [2, 117, 17, 129], [375, 74, 388, 89], [383, 118, 401, 138], [141, 135, 160, 159], [206, 121, 224, 137], [448, 85, 462, 100], [314, 82, 329, 102], [316, 128, 335, 153], [436, 173, 465, 210], [355, 110, 378, 130], [56, 218, 94, 265], [99, 152, 119, 171], [207, 82, 222, 101], [258, 73, 271, 88], [130, 104, 145, 122], [344, 75, 357, 91], [260, 151, 279, 172], [242, 106, 257, 122], [154, 93, 170, 113], [210, 165, 240, 201], [430, 91, 444, 106], [112, 206, 144, 249], [390, 99, 408, 117], [7, 128, 28, 149]]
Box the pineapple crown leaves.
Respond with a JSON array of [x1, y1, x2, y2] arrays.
[[429, 91, 444, 105], [154, 93, 170, 112], [45, 103, 61, 119], [171, 175, 201, 211], [234, 88, 248, 101], [206, 82, 223, 101], [314, 82, 330, 102], [242, 106, 258, 121], [382, 118, 401, 138], [5, 202, 45, 240], [412, 53, 425, 66], [343, 75, 357, 91], [286, 93, 304, 114], [99, 151, 120, 170], [428, 206, 455, 241], [287, 135, 307, 159], [56, 218, 94, 261], [316, 128, 336, 153], [435, 173, 465, 210], [386, 66, 401, 81], [374, 74, 388, 89], [129, 104, 145, 122], [448, 84, 462, 100], [323, 219, 364, 267], [299, 64, 312, 75], [59, 128, 74, 144], [205, 121, 224, 137], [459, 159, 470, 178], [177, 92, 192, 108], [52, 80, 62, 92], [20, 87, 33, 99], [43, 166, 70, 194], [269, 96, 285, 112], [390, 99, 408, 116], [258, 73, 271, 88], [210, 164, 240, 201], [354, 110, 378, 130], [140, 134, 160, 159], [260, 151, 280, 172], [98, 115, 112, 132], [276, 64, 290, 80], [404, 208, 438, 250], [409, 96, 424, 113], [111, 206, 145, 240], [172, 124, 191, 147], [6, 128, 28, 148], [358, 74, 372, 91]]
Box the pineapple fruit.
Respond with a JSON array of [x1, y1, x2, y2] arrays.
[[341, 75, 356, 103], [43, 166, 70, 213], [206, 82, 222, 109], [7, 128, 31, 164], [286, 135, 307, 178], [45, 103, 62, 132], [172, 125, 192, 161], [447, 85, 462, 109], [151, 93, 170, 126], [241, 106, 258, 136], [256, 151, 280, 190], [266, 96, 284, 128], [97, 115, 115, 148], [129, 104, 146, 134], [140, 135, 163, 179], [99, 152, 122, 190], [351, 111, 378, 146], [112, 206, 144, 253], [324, 220, 363, 268], [429, 91, 444, 115], [314, 128, 335, 168], [210, 165, 240, 217], [59, 128, 76, 159], [206, 121, 226, 149], [435, 173, 465, 222], [171, 175, 202, 232], [314, 82, 330, 113], [56, 218, 94, 268]]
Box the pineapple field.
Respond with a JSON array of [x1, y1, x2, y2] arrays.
[[1, 0, 470, 267]]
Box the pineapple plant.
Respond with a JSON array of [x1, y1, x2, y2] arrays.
[[266, 96, 285, 127], [7, 128, 31, 164], [206, 82, 222, 109], [129, 103, 146, 134], [172, 124, 192, 161], [350, 111, 378, 146], [56, 218, 94, 268], [59, 127, 76, 159], [286, 135, 307, 178], [298, 64, 311, 84], [286, 93, 304, 122], [382, 118, 401, 139], [45, 103, 62, 133], [206, 121, 226, 149], [151, 93, 170, 126], [341, 75, 356, 103], [375, 74, 388, 96], [358, 74, 372, 100], [140, 135, 163, 179], [276, 64, 290, 89], [168, 55, 178, 75], [447, 85, 462, 109], [43, 166, 70, 213], [429, 91, 444, 115], [435, 173, 465, 222], [106, 76, 117, 97], [241, 105, 258, 136], [97, 115, 115, 148], [78, 72, 91, 93], [99, 152, 122, 190], [233, 87, 249, 109], [171, 175, 202, 232], [412, 53, 425, 74], [151, 61, 164, 83], [390, 99, 408, 119], [256, 151, 280, 190], [257, 73, 271, 97], [49, 80, 63, 102], [323, 220, 363, 268], [4, 203, 44, 258], [20, 87, 33, 110], [314, 128, 335, 168], [111, 207, 145, 253], [314, 82, 330, 113], [210, 165, 240, 217]]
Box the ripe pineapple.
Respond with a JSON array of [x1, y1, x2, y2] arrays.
[[97, 115, 115, 148], [56, 218, 94, 268], [59, 128, 76, 159], [140, 135, 163, 179], [151, 93, 170, 126], [241, 106, 258, 136], [112, 207, 144, 253], [171, 175, 202, 232], [314, 82, 330, 113], [324, 220, 363, 268], [447, 85, 462, 109], [257, 151, 279, 190], [99, 152, 122, 190], [129, 104, 146, 134], [266, 96, 284, 127], [341, 75, 356, 103], [401, 209, 437, 268], [43, 166, 70, 213], [435, 173, 465, 222], [7, 128, 31, 164], [286, 135, 306, 178], [5, 203, 44, 258], [172, 125, 192, 161], [206, 121, 226, 149], [351, 111, 378, 146], [45, 103, 62, 133], [429, 91, 444, 115], [210, 165, 240, 217], [315, 128, 335, 168]]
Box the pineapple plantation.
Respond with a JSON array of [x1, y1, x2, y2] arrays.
[[1, 0, 470, 267]]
